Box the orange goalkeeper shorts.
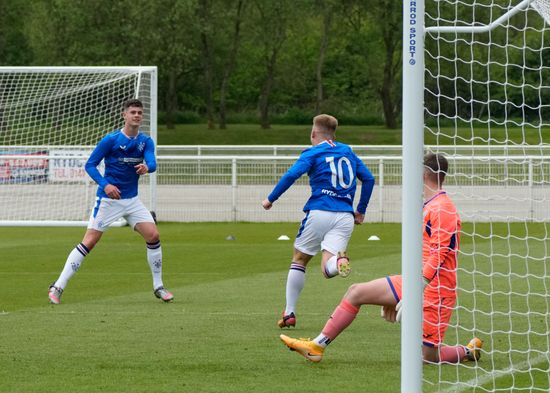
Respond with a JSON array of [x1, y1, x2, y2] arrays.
[[386, 275, 456, 347]]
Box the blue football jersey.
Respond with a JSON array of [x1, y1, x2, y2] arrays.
[[268, 140, 375, 213], [85, 129, 157, 199]]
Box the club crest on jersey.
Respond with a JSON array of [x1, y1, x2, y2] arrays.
[[138, 142, 145, 152]]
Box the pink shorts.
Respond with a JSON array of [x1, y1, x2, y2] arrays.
[[386, 275, 456, 347]]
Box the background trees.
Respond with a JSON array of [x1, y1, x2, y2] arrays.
[[1, 0, 403, 128], [0, 0, 401, 129], [6, 1, 545, 129]]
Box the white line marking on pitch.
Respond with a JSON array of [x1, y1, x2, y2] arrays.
[[439, 353, 550, 393]]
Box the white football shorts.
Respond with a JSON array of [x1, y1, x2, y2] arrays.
[[87, 196, 155, 231], [294, 210, 354, 256]]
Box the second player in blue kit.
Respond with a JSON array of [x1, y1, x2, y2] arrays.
[[262, 114, 375, 328], [48, 99, 174, 304]]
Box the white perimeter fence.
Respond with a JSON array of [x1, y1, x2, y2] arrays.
[[149, 154, 550, 223], [0, 146, 549, 224]]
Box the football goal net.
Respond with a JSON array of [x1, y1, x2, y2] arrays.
[[402, 1, 550, 392], [0, 66, 157, 226]]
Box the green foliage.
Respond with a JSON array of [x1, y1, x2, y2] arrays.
[[2, 1, 549, 129], [155, 123, 549, 146], [423, 1, 550, 126], [157, 111, 202, 125], [0, 0, 32, 65], [3, 0, 399, 127], [272, 108, 314, 125], [156, 123, 400, 145]]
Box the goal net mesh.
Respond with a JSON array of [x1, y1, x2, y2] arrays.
[[0, 67, 155, 225], [424, 1, 550, 391]]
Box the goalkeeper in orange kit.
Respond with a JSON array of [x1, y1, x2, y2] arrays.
[[280, 153, 482, 364]]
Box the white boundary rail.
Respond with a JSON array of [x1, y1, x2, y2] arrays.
[[4, 144, 550, 156], [1, 152, 548, 225]]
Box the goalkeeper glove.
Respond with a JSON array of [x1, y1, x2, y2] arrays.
[[380, 305, 398, 323]]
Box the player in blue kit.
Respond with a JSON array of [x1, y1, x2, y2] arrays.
[[262, 114, 375, 328], [48, 99, 173, 304]]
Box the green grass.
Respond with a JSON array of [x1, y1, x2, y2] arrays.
[[2, 122, 548, 146], [1, 222, 549, 392], [157, 124, 550, 146], [158, 124, 402, 145]]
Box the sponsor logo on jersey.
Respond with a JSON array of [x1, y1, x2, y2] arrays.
[[118, 157, 143, 164], [119, 145, 127, 150], [321, 189, 337, 196], [321, 189, 352, 199]]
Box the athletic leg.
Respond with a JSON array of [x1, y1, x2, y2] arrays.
[[315, 278, 398, 344], [320, 212, 354, 278], [52, 197, 120, 292], [126, 198, 172, 301], [278, 248, 313, 328], [422, 297, 482, 363], [49, 229, 103, 304], [279, 211, 321, 327], [134, 222, 166, 291], [54, 229, 103, 290], [281, 277, 398, 362], [321, 250, 351, 278]]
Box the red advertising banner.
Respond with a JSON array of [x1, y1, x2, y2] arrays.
[[0, 151, 48, 183]]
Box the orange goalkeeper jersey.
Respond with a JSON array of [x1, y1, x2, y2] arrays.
[[422, 191, 460, 299]]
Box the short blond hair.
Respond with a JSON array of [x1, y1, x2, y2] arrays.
[[313, 114, 338, 136]]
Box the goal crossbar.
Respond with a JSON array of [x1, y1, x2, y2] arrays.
[[425, 0, 535, 34]]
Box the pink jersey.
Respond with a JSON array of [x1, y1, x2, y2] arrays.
[[422, 191, 460, 299]]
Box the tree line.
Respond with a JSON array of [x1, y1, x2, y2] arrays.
[[0, 0, 402, 129], [0, 0, 547, 130]]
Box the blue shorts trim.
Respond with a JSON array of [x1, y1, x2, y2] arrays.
[[386, 276, 400, 303], [296, 211, 310, 238], [92, 197, 102, 218]]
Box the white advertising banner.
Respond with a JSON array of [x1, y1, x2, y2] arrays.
[[48, 150, 94, 182]]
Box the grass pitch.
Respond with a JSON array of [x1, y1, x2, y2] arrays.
[[156, 124, 550, 146], [0, 222, 548, 392]]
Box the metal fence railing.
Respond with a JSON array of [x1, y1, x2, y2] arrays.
[[6, 144, 549, 156], [1, 150, 548, 224], [149, 155, 549, 223]]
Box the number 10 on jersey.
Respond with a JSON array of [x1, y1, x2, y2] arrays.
[[326, 156, 354, 189]]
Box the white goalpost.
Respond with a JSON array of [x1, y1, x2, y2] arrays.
[[403, 1, 550, 392], [0, 66, 157, 226]]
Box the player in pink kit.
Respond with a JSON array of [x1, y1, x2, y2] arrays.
[[280, 153, 482, 364]]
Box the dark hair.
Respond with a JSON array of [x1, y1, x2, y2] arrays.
[[423, 153, 448, 184], [123, 98, 143, 111]]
